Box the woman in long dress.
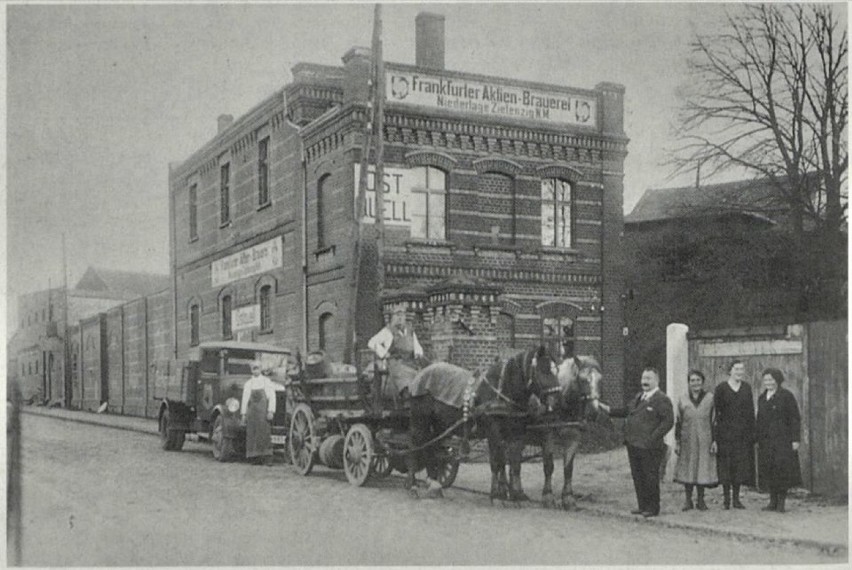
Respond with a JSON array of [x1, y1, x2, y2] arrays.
[[756, 368, 802, 513], [674, 369, 717, 510], [712, 360, 755, 509]]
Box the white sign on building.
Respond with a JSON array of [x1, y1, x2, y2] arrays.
[[386, 69, 597, 128], [353, 164, 414, 226], [232, 304, 261, 331], [211, 237, 283, 288]]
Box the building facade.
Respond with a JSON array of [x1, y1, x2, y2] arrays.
[[169, 13, 628, 403], [7, 268, 170, 403]]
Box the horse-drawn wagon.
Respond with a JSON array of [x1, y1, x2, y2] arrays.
[[286, 350, 461, 488]]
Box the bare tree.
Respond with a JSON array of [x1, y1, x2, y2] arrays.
[[673, 3, 847, 237]]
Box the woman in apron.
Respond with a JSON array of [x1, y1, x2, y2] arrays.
[[240, 361, 277, 465]]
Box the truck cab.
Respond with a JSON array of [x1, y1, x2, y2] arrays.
[[156, 341, 297, 461]]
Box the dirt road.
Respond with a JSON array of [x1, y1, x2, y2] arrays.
[[18, 414, 839, 566]]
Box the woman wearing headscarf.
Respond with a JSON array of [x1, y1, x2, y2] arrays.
[[756, 368, 802, 513], [712, 359, 755, 509], [674, 369, 717, 511]]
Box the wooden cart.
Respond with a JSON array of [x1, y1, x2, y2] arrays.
[[287, 351, 460, 488]]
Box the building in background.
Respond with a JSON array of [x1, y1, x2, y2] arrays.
[[168, 12, 629, 402], [7, 267, 169, 402], [623, 176, 847, 390]]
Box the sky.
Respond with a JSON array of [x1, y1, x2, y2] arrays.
[[5, 1, 740, 329]]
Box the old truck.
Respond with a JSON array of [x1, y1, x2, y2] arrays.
[[155, 341, 295, 461]]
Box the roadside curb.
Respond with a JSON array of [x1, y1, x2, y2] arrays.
[[23, 408, 848, 558], [449, 482, 847, 557], [22, 408, 159, 437]]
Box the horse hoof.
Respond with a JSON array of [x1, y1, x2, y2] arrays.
[[511, 492, 530, 503], [542, 494, 557, 509], [561, 496, 577, 511]]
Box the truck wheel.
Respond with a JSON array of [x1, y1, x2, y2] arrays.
[[159, 409, 185, 451], [288, 404, 316, 476], [211, 414, 235, 462]]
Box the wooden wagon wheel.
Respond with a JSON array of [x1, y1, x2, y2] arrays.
[[437, 455, 460, 488], [343, 423, 374, 487], [288, 404, 316, 476], [370, 453, 394, 478]]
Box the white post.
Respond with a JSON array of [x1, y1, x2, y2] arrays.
[[664, 323, 689, 478]]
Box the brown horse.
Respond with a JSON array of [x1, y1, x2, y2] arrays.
[[529, 355, 604, 510], [478, 345, 562, 504]]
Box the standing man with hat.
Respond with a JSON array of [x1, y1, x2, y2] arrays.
[[368, 305, 425, 399], [603, 367, 674, 518]]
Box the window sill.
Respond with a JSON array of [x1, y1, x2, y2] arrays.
[[189, 236, 199, 243], [258, 329, 273, 336], [257, 201, 272, 212], [314, 245, 336, 260], [219, 221, 232, 229]]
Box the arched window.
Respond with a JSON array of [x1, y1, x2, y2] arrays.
[[541, 178, 573, 248], [221, 295, 232, 339], [259, 285, 272, 332], [317, 174, 331, 249], [410, 166, 446, 240], [542, 316, 575, 359], [318, 312, 333, 351], [190, 304, 200, 346]]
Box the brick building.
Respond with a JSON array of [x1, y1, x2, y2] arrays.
[[168, 13, 628, 403]]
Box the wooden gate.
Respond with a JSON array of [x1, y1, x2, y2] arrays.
[[688, 321, 848, 496], [688, 324, 809, 489]]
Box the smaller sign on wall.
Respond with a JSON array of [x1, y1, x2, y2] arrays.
[[211, 237, 283, 288], [232, 305, 260, 331]]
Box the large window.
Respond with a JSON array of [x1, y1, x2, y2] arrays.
[[221, 295, 232, 339], [220, 163, 231, 226], [189, 183, 198, 240], [542, 315, 575, 358], [190, 304, 200, 346], [258, 137, 270, 207], [410, 166, 446, 240], [259, 285, 272, 332], [541, 178, 573, 248]]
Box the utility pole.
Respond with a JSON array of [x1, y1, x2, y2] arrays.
[[373, 3, 386, 294], [346, 4, 385, 366]]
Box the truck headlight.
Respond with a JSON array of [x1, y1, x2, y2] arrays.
[[226, 398, 240, 414]]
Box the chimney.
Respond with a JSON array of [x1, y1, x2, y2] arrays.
[[416, 12, 445, 70], [217, 114, 234, 134]]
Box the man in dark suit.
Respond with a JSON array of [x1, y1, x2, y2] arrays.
[[603, 367, 674, 518]]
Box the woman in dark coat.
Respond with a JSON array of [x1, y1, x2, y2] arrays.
[[756, 368, 802, 513], [712, 359, 755, 509]]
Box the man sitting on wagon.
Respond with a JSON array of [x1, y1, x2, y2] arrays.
[[367, 305, 425, 403]]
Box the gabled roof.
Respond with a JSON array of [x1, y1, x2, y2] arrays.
[[73, 267, 170, 300], [626, 177, 790, 224]]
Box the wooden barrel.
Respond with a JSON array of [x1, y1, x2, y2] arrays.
[[305, 351, 333, 379], [318, 434, 344, 469]]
